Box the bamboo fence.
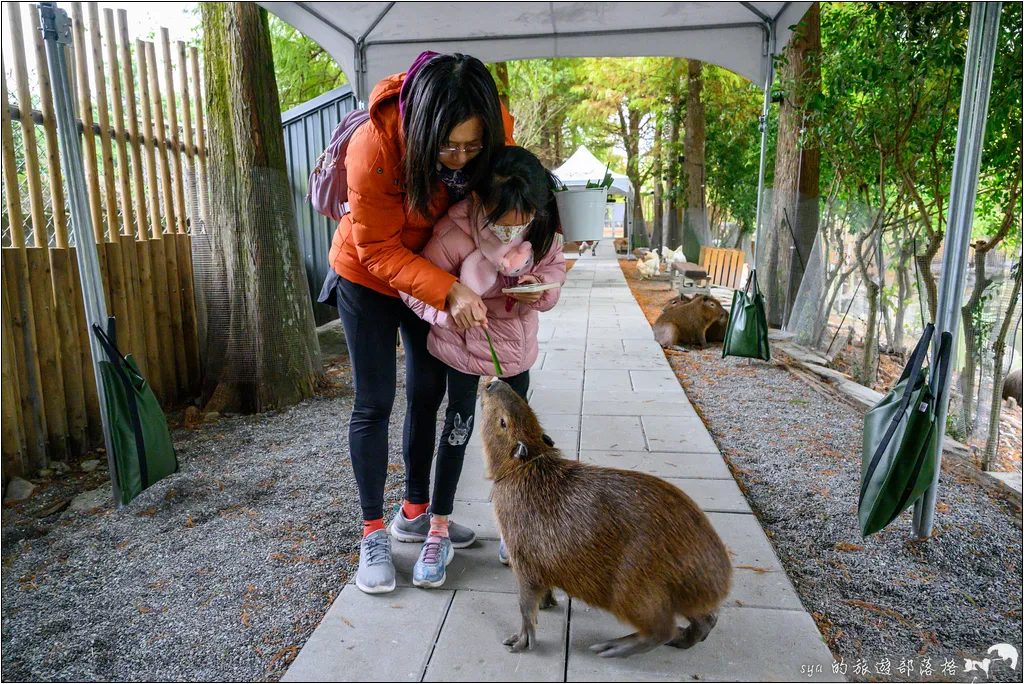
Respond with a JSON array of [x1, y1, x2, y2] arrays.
[[1, 2, 208, 481]]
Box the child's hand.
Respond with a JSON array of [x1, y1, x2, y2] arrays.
[[510, 275, 544, 304]]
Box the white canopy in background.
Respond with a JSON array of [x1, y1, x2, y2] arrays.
[[553, 147, 634, 199], [258, 2, 813, 101]]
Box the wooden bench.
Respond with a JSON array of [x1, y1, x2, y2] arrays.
[[699, 246, 745, 289]]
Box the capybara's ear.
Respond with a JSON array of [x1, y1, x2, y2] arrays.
[[514, 441, 529, 459]]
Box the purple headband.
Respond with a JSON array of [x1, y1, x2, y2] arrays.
[[398, 50, 440, 119]]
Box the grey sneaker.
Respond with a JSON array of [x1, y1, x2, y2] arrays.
[[355, 529, 396, 594], [498, 537, 510, 566], [390, 509, 476, 549], [412, 536, 454, 588]]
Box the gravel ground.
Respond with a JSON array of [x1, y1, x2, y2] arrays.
[[1, 350, 428, 682], [621, 260, 1023, 683]]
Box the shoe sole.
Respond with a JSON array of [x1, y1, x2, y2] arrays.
[[390, 521, 476, 549], [355, 577, 397, 594], [412, 544, 455, 589]]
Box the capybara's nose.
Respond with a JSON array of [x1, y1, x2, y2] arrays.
[[486, 378, 501, 392]]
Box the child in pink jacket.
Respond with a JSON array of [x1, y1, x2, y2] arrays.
[[398, 147, 566, 587]]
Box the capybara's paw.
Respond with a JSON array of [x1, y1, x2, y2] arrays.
[[539, 589, 558, 609], [589, 633, 656, 658], [503, 630, 533, 652]]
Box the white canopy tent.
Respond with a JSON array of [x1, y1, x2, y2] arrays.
[[255, 1, 1005, 541], [258, 2, 812, 104], [553, 146, 633, 199]]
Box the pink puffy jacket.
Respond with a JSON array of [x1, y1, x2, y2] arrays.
[[401, 195, 566, 377]]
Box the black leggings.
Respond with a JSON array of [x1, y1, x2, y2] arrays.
[[432, 367, 529, 516], [335, 277, 447, 520]]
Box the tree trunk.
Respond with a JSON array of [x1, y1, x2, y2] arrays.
[[665, 61, 684, 251], [681, 59, 706, 263], [917, 230, 942, 323], [893, 256, 910, 354], [764, 2, 821, 327], [493, 61, 510, 111], [651, 111, 664, 253], [620, 104, 648, 248], [983, 264, 1022, 470], [200, 3, 321, 413]]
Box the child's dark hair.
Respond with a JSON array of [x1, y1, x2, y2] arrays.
[[478, 146, 561, 260], [402, 53, 505, 220]]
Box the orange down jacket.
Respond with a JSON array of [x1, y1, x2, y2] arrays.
[[327, 72, 516, 311]]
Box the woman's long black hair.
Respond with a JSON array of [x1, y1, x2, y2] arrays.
[[477, 146, 561, 261], [402, 53, 505, 220]]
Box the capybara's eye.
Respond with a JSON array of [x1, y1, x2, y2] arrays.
[[500, 417, 507, 430]]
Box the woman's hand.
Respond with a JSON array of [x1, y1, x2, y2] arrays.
[[447, 281, 489, 330], [509, 275, 544, 304]]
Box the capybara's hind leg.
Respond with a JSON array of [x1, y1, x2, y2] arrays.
[[590, 606, 677, 658], [668, 612, 718, 649], [539, 588, 557, 609], [503, 580, 545, 652]]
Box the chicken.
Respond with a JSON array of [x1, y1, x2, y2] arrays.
[[637, 251, 661, 279]]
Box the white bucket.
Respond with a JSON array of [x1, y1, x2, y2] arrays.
[[554, 187, 608, 242]]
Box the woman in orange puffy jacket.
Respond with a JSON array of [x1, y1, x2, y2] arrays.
[[317, 52, 515, 594]]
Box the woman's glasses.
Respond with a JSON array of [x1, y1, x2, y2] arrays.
[[439, 143, 484, 158]]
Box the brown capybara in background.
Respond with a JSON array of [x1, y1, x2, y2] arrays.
[[654, 295, 729, 349], [480, 379, 732, 658], [663, 294, 729, 343], [1003, 369, 1023, 407]]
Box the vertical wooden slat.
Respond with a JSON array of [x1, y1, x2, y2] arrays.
[[119, 13, 162, 390], [2, 281, 27, 480], [30, 6, 70, 249], [87, 2, 132, 364], [103, 7, 147, 377], [1, 56, 26, 249], [7, 4, 47, 247], [3, 250, 48, 469], [70, 3, 107, 245], [26, 247, 69, 459], [48, 246, 89, 453], [161, 29, 187, 234], [176, 40, 201, 392], [147, 40, 187, 398], [189, 46, 209, 229], [137, 40, 175, 402]]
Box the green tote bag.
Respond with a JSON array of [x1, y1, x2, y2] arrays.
[[92, 320, 178, 505], [722, 269, 771, 361], [859, 324, 951, 536]]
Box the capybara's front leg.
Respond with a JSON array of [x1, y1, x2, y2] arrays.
[[503, 580, 545, 652], [668, 612, 718, 649]]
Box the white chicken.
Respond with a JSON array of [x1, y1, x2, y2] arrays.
[[637, 251, 661, 279]]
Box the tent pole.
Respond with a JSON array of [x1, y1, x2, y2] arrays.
[[751, 20, 776, 272], [912, 1, 1001, 540], [38, 2, 121, 507]]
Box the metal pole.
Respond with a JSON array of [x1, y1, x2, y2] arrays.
[[752, 21, 776, 272], [913, 1, 1001, 539], [38, 1, 122, 507]]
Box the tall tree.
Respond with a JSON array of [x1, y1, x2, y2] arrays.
[[664, 59, 685, 250], [200, 3, 321, 413], [650, 111, 665, 252], [763, 2, 822, 327], [681, 59, 707, 262], [267, 14, 347, 111]]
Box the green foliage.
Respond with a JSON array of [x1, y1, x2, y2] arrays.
[[268, 14, 347, 112]]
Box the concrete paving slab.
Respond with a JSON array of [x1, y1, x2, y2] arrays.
[[424, 590, 568, 682], [579, 415, 647, 452], [727, 568, 806, 611], [582, 388, 690, 404], [566, 604, 841, 682], [449, 499, 500, 540], [629, 370, 684, 392], [708, 512, 785, 572], [529, 369, 585, 390], [527, 388, 584, 415], [642, 416, 720, 453], [622, 338, 664, 355], [383, 540, 519, 594], [585, 338, 628, 353], [579, 450, 733, 480], [282, 585, 452, 682], [583, 400, 698, 418], [583, 369, 633, 392], [543, 350, 587, 370], [669, 478, 751, 513], [586, 351, 670, 370]]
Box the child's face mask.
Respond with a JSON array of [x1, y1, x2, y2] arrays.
[[488, 217, 533, 245]]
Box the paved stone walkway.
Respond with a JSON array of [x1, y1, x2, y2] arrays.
[[284, 246, 842, 682]]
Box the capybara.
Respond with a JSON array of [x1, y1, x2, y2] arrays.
[[1003, 368, 1023, 407], [653, 294, 729, 349], [480, 379, 732, 658]]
